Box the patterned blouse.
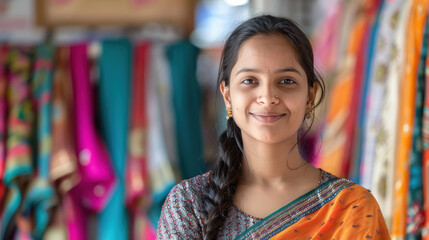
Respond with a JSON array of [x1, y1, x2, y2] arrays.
[[156, 169, 335, 239]]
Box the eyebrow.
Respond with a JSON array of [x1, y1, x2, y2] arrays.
[[235, 67, 302, 76]]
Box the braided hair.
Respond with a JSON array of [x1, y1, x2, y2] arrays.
[[202, 15, 325, 239]]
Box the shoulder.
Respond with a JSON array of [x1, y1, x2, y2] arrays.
[[162, 171, 211, 216], [169, 171, 211, 199], [157, 172, 211, 239], [321, 170, 383, 208]]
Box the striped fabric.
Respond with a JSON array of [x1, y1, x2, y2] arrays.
[[1, 47, 35, 240], [20, 44, 57, 240]]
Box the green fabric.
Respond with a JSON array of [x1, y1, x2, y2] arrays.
[[166, 40, 206, 179]]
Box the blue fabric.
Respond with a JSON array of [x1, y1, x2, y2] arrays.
[[97, 39, 131, 240], [166, 41, 206, 179], [349, 0, 384, 184]]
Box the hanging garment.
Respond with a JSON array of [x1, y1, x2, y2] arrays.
[[423, 16, 429, 240], [97, 39, 132, 240], [375, 0, 413, 230], [69, 43, 117, 240], [166, 40, 205, 180], [392, 0, 429, 238], [125, 41, 155, 240], [368, 0, 408, 229], [17, 44, 57, 240], [44, 46, 79, 240], [0, 44, 8, 210], [0, 47, 35, 240], [50, 46, 78, 197], [406, 15, 428, 240], [318, 1, 367, 177], [351, 0, 384, 185], [146, 42, 177, 228], [346, 0, 383, 186]]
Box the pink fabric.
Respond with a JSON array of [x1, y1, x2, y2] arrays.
[[67, 43, 117, 240]]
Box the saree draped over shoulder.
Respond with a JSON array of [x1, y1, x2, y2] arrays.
[[235, 177, 390, 240], [157, 170, 390, 240]]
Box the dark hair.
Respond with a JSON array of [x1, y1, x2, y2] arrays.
[[202, 15, 325, 239]]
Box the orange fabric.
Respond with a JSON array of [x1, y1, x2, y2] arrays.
[[391, 0, 429, 238], [319, 13, 366, 177], [270, 184, 390, 240]]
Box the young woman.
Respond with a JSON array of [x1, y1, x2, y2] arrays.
[[157, 15, 390, 240]]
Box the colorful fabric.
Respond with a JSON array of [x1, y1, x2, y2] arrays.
[[374, 0, 412, 230], [392, 0, 429, 238], [0, 44, 8, 210], [422, 13, 429, 240], [157, 170, 390, 239], [347, 0, 382, 186], [97, 39, 132, 240], [166, 40, 205, 179], [1, 47, 34, 240], [406, 14, 428, 240], [318, 1, 367, 177], [69, 43, 117, 240], [19, 44, 57, 240], [45, 46, 78, 240], [146, 43, 177, 227], [126, 42, 154, 240], [50, 46, 78, 194]]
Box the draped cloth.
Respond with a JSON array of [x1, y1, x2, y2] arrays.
[[126, 42, 156, 240], [69, 43, 117, 240], [0, 44, 8, 213], [97, 39, 132, 240], [166, 41, 205, 179], [17, 44, 57, 240], [44, 46, 78, 240], [423, 13, 429, 240], [235, 180, 390, 240], [392, 0, 429, 238], [1, 47, 34, 240]]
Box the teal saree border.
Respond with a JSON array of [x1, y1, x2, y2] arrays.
[[234, 177, 354, 240]]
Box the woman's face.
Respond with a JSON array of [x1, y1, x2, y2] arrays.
[[221, 33, 315, 145]]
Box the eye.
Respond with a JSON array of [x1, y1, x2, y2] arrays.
[[242, 78, 256, 84], [279, 78, 295, 84]]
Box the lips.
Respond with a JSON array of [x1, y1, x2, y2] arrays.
[[250, 112, 285, 123]]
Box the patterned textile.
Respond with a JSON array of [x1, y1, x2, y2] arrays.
[[0, 44, 8, 210], [43, 46, 77, 240], [406, 15, 428, 240], [157, 170, 389, 239], [19, 44, 57, 240], [375, 0, 412, 230], [1, 47, 34, 240], [367, 0, 405, 225], [422, 13, 429, 240], [392, 0, 429, 238]]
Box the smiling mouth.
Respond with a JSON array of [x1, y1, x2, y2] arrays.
[[250, 113, 285, 123]]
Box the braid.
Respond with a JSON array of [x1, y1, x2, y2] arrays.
[[203, 118, 243, 239]]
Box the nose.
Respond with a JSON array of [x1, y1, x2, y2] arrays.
[[256, 86, 279, 106]]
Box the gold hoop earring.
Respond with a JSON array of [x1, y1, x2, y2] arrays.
[[226, 108, 232, 119]]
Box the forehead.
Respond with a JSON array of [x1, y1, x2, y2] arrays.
[[233, 34, 301, 71]]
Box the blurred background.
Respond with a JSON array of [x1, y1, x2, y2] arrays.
[[0, 0, 428, 239]]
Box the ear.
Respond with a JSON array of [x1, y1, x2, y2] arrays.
[[307, 82, 318, 108], [220, 81, 231, 108]]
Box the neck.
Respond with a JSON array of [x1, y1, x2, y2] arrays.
[[240, 133, 310, 186]]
